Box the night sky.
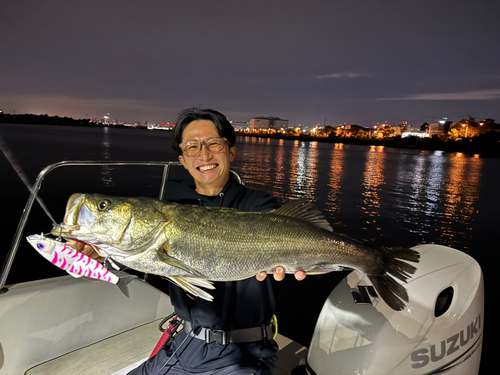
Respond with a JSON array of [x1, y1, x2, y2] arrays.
[[1, 0, 499, 127]]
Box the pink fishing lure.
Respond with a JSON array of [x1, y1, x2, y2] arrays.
[[26, 234, 134, 296]]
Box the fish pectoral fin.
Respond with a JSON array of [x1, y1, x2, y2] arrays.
[[306, 270, 330, 275], [156, 251, 202, 277], [179, 276, 215, 290], [307, 264, 344, 274], [166, 276, 214, 302]]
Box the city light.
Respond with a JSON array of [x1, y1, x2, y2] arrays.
[[1, 111, 497, 144]]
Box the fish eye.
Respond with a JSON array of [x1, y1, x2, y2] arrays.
[[36, 243, 44, 250], [97, 200, 111, 211]]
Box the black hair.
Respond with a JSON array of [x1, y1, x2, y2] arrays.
[[172, 107, 236, 155]]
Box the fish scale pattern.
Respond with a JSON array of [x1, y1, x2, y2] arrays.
[[56, 194, 419, 310], [164, 205, 374, 280]]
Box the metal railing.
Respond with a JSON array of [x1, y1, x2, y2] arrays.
[[0, 160, 244, 293]]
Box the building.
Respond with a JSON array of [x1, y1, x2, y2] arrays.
[[230, 121, 250, 131], [401, 129, 429, 138], [250, 116, 288, 131], [428, 121, 452, 138]]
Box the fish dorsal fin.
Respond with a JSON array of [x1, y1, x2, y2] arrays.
[[270, 198, 333, 232]]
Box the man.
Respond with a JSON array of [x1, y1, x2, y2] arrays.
[[73, 107, 305, 374]]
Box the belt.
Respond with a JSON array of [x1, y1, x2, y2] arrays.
[[183, 321, 273, 345]]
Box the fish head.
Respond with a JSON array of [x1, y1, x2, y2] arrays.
[[56, 193, 133, 243], [26, 234, 57, 254], [52, 193, 169, 256]]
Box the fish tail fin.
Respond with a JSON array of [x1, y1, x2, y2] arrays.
[[368, 248, 420, 311], [383, 247, 420, 282], [166, 276, 215, 302], [116, 275, 137, 298]]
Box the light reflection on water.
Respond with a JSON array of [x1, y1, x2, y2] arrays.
[[357, 146, 386, 242], [361, 146, 386, 217], [439, 152, 483, 248], [325, 144, 345, 222], [100, 127, 114, 187], [233, 137, 486, 251], [289, 141, 319, 201], [274, 139, 287, 195], [391, 151, 448, 243], [237, 138, 321, 202]]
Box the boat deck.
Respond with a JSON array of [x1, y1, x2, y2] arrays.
[[25, 319, 307, 375]]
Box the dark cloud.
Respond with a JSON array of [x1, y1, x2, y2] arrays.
[[316, 73, 369, 79], [380, 89, 500, 101]]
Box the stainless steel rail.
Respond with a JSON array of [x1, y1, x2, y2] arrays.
[[0, 160, 244, 293]]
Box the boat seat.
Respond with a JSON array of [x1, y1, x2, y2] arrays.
[[25, 318, 307, 375], [25, 319, 163, 375]]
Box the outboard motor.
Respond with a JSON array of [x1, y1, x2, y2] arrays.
[[304, 244, 483, 374]]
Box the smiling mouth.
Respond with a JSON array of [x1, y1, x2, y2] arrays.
[[198, 164, 218, 172]]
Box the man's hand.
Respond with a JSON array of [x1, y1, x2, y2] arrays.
[[67, 239, 105, 263], [256, 267, 306, 282]]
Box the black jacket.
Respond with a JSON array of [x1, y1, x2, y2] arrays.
[[163, 175, 281, 371]]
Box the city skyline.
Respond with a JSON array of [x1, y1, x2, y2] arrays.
[[1, 1, 499, 127]]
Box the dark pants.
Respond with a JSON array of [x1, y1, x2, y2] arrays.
[[127, 344, 277, 375]]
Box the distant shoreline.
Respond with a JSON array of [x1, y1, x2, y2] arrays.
[[237, 133, 500, 157], [2, 117, 499, 157]]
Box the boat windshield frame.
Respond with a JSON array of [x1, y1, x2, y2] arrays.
[[0, 160, 244, 293]]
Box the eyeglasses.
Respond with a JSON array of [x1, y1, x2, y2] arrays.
[[179, 137, 229, 157]]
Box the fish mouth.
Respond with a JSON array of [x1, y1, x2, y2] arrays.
[[51, 194, 86, 238], [52, 193, 102, 243], [197, 163, 218, 172], [64, 193, 86, 226]]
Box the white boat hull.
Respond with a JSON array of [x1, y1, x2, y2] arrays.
[[306, 244, 484, 375], [0, 273, 173, 374]]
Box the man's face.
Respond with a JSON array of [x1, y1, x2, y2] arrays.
[[178, 119, 236, 195]]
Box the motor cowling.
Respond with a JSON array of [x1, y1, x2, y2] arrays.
[[306, 244, 484, 375]]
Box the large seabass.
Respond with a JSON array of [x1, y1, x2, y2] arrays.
[[53, 193, 420, 311]]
